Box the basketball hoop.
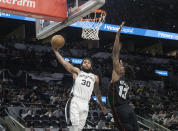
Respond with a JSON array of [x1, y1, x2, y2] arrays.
[[81, 10, 106, 40]]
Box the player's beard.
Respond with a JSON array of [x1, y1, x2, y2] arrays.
[[81, 67, 92, 73]]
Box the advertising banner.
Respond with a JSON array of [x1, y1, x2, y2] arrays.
[[0, 0, 67, 21]]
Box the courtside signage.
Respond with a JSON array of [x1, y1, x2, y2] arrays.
[[64, 57, 83, 64], [93, 96, 107, 103], [155, 70, 168, 76], [0, 0, 36, 8], [1, 13, 178, 40], [0, 12, 35, 21], [0, 0, 67, 21], [71, 21, 178, 41]]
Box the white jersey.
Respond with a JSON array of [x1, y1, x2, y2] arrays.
[[71, 71, 96, 102]]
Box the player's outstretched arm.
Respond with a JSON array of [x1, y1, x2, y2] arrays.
[[112, 22, 124, 56], [93, 75, 107, 115], [53, 48, 80, 75], [112, 22, 125, 82]]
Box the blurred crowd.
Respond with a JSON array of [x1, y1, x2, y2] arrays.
[[0, 40, 177, 130], [130, 81, 178, 130], [0, 78, 106, 129]]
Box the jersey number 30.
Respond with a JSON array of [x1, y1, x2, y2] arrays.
[[81, 79, 91, 87], [118, 85, 129, 99]]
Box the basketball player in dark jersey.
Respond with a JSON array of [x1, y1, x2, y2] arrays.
[[108, 22, 139, 131]]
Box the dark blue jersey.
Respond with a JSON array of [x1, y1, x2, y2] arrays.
[[108, 77, 130, 106]]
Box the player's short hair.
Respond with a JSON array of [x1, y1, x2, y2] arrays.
[[124, 65, 135, 82]]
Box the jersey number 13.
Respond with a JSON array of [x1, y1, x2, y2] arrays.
[[118, 85, 129, 99]]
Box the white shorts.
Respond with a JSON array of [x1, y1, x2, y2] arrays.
[[65, 96, 89, 129]]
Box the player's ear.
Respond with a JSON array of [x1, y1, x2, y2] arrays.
[[119, 60, 123, 65]]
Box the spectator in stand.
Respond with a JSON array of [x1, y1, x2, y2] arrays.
[[169, 110, 178, 125], [163, 113, 171, 127], [19, 109, 27, 119], [44, 108, 53, 118], [21, 108, 35, 119], [53, 107, 64, 118], [97, 119, 106, 129], [152, 111, 159, 122]]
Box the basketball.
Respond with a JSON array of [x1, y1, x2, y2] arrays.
[[51, 35, 65, 50]]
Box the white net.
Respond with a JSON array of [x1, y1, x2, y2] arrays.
[[81, 10, 106, 40]]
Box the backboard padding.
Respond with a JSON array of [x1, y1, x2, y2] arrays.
[[36, 0, 105, 39]]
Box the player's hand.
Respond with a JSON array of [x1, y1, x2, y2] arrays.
[[117, 21, 125, 34], [105, 112, 113, 122], [52, 45, 58, 51], [52, 45, 59, 52]]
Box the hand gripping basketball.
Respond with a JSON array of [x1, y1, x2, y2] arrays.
[[51, 35, 65, 50]]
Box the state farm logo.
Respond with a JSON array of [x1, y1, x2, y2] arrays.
[[0, 0, 36, 8]]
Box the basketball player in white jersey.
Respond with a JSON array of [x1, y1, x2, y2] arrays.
[[52, 47, 108, 131]]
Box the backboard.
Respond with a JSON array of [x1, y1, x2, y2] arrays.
[[36, 0, 105, 40]]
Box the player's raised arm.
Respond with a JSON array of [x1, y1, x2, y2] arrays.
[[93, 75, 107, 115], [51, 35, 80, 75], [112, 22, 125, 82], [53, 50, 80, 74]]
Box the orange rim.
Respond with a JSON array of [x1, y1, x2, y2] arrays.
[[81, 10, 106, 22]]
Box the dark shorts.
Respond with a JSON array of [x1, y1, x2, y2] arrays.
[[111, 104, 139, 131]]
